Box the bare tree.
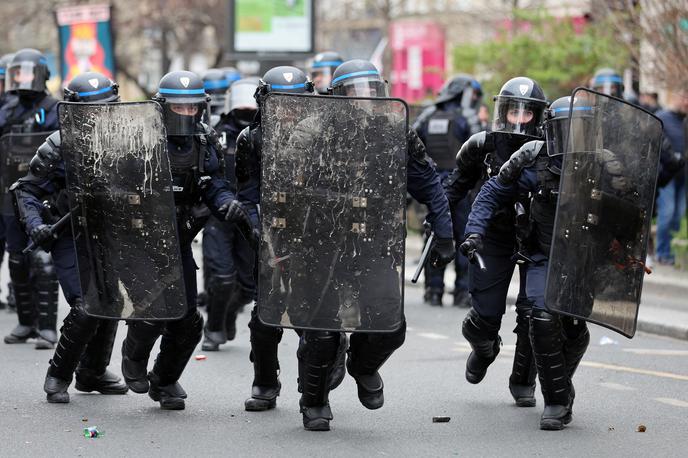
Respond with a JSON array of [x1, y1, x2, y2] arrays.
[[599, 0, 688, 91]]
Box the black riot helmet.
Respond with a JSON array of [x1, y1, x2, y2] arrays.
[[0, 53, 14, 96], [436, 74, 483, 109], [6, 48, 50, 95], [591, 68, 623, 98], [203, 68, 230, 122], [331, 59, 388, 98], [310, 51, 343, 94], [544, 96, 595, 172], [153, 70, 210, 136], [492, 76, 547, 139], [63, 72, 120, 103], [256, 66, 313, 101]]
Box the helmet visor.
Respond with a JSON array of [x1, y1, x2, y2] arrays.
[[7, 62, 47, 93], [311, 67, 333, 94], [460, 86, 482, 110], [162, 101, 209, 136], [227, 81, 258, 113], [594, 81, 623, 98], [545, 117, 569, 158], [332, 77, 388, 98], [492, 96, 546, 138]]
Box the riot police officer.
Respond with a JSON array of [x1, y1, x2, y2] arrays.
[[120, 71, 251, 410], [591, 68, 623, 98], [201, 77, 260, 351], [309, 51, 343, 95], [235, 66, 312, 416], [13, 72, 129, 402], [413, 74, 480, 306], [462, 96, 593, 429], [203, 68, 233, 126], [305, 59, 453, 430], [445, 77, 547, 407], [0, 53, 15, 108], [0, 49, 60, 349]]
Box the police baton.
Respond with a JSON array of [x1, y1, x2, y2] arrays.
[[411, 231, 435, 284], [469, 251, 487, 272], [22, 211, 72, 254]]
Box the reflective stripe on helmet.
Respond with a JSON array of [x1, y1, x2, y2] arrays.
[[312, 61, 343, 68], [270, 83, 306, 90], [159, 88, 206, 95], [332, 70, 380, 85], [77, 86, 113, 97]]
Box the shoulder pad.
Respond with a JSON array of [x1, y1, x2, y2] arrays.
[[46, 130, 61, 149], [236, 126, 251, 151], [456, 131, 490, 165], [497, 140, 545, 185]]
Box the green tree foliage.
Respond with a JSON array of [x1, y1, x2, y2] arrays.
[[453, 9, 628, 103]]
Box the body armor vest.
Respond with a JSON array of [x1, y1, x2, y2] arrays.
[[2, 95, 57, 135], [424, 109, 462, 170]]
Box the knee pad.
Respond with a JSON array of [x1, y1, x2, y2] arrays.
[[208, 273, 236, 297], [513, 300, 533, 335], [29, 249, 56, 276], [462, 308, 501, 342], [248, 307, 283, 344], [8, 252, 30, 283], [529, 309, 563, 351], [299, 331, 341, 362], [166, 309, 204, 347], [61, 300, 99, 343]]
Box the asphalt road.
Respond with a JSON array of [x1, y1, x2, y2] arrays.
[[1, 283, 688, 457]]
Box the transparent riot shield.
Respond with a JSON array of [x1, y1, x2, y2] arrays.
[[0, 132, 51, 198], [59, 101, 187, 320], [257, 93, 408, 332], [545, 88, 663, 337]]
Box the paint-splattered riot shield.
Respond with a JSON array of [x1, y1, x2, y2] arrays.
[[257, 93, 408, 333], [0, 132, 51, 201], [544, 88, 663, 337], [59, 101, 187, 320]]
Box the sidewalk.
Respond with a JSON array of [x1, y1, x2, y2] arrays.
[[404, 236, 688, 341]]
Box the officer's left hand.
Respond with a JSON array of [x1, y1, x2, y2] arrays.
[[30, 224, 57, 252], [429, 237, 455, 268]]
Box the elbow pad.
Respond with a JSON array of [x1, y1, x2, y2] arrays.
[[456, 131, 490, 168], [497, 140, 544, 185], [29, 131, 62, 179]]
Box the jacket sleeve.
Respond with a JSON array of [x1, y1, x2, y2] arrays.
[[12, 173, 58, 233], [200, 142, 237, 218], [406, 129, 453, 239], [235, 125, 261, 205], [464, 167, 538, 237], [443, 131, 491, 206]]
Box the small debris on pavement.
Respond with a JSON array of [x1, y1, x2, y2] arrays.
[[81, 417, 88, 422], [432, 416, 451, 423], [195, 354, 207, 361], [83, 426, 104, 438], [637, 424, 647, 432], [608, 426, 615, 431], [599, 336, 619, 346]]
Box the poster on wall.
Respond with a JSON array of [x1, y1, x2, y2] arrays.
[[232, 0, 314, 53], [55, 4, 116, 85]]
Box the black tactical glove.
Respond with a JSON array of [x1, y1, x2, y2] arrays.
[[429, 237, 455, 268], [30, 224, 56, 252], [219, 200, 249, 224], [459, 233, 483, 259]]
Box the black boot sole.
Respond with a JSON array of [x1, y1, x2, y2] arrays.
[[515, 397, 536, 408], [303, 418, 331, 431], [75, 382, 129, 395], [149, 391, 185, 410], [46, 392, 70, 403], [245, 397, 277, 411]]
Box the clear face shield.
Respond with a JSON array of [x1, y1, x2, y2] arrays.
[[226, 81, 258, 126], [7, 62, 48, 93], [311, 67, 333, 94], [332, 77, 389, 98], [162, 100, 210, 136], [492, 97, 545, 138], [460, 86, 482, 111]]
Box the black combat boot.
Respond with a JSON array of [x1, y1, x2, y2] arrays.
[[31, 250, 59, 350], [245, 309, 283, 411], [202, 274, 235, 351], [530, 309, 572, 430], [462, 308, 502, 384], [509, 303, 537, 407], [44, 302, 99, 403], [148, 310, 203, 410], [75, 320, 128, 394], [122, 321, 165, 393], [4, 254, 36, 344], [297, 332, 342, 431], [347, 322, 406, 410], [453, 290, 470, 308], [423, 287, 443, 306], [561, 317, 590, 415]]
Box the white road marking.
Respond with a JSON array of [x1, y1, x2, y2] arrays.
[[623, 349, 688, 356], [654, 398, 688, 408], [417, 332, 450, 340], [599, 382, 636, 391]]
